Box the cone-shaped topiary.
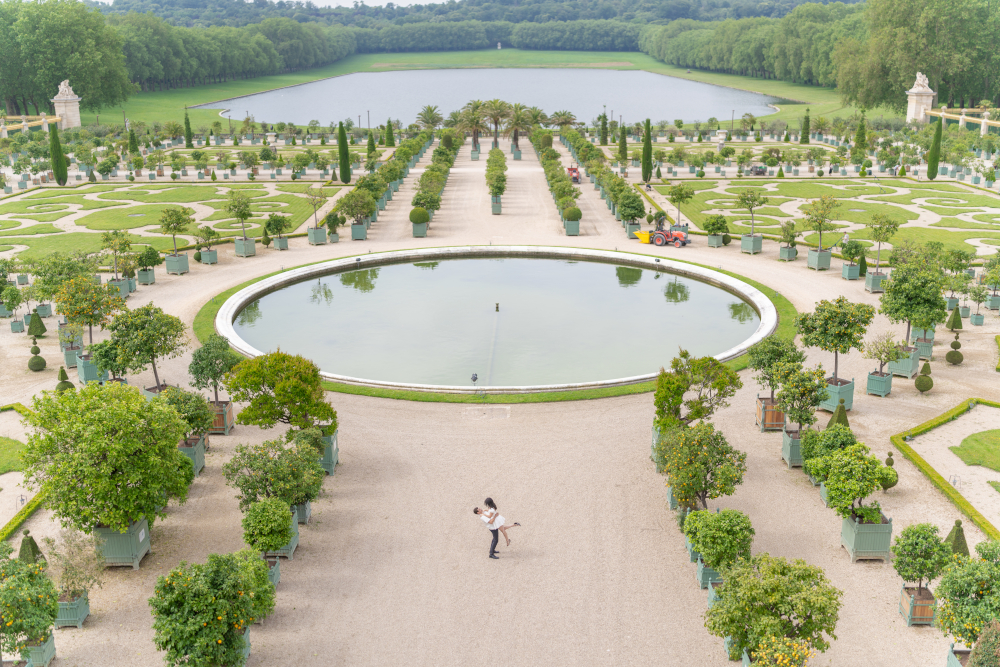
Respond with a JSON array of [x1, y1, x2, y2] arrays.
[[826, 398, 850, 428], [55, 366, 74, 393], [858, 253, 868, 277], [915, 362, 933, 393], [409, 207, 429, 224], [88, 170, 96, 183], [944, 519, 969, 556], [17, 529, 45, 564], [777, 166, 785, 178], [28, 337, 46, 371], [946, 306, 963, 332], [211, 170, 217, 181], [947, 335, 964, 365], [261, 229, 271, 248], [968, 619, 1000, 667], [927, 119, 942, 180], [27, 308, 46, 337]]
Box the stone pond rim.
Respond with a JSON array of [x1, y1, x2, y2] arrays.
[[215, 246, 778, 394]]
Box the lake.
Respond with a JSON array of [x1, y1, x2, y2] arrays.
[[196, 68, 778, 127]]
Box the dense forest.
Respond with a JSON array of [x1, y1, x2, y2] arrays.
[[89, 0, 859, 29]]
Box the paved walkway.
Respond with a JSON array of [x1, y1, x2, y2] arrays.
[[2, 137, 999, 667]]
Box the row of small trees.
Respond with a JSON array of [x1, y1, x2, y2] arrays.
[[408, 133, 458, 216], [485, 148, 507, 202], [531, 131, 581, 223]]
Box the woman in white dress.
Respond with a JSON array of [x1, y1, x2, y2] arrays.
[[481, 497, 520, 547]]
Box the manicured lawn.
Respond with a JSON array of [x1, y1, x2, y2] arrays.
[[75, 204, 181, 231], [276, 184, 341, 196], [0, 223, 63, 237], [97, 185, 265, 204], [0, 201, 68, 215], [0, 436, 23, 475], [990, 481, 1000, 495], [79, 50, 869, 127], [0, 232, 174, 259], [951, 430, 1000, 472]]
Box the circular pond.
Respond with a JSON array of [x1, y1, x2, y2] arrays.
[[217, 247, 776, 392]]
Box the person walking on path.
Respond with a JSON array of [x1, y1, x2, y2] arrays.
[[474, 497, 520, 558]]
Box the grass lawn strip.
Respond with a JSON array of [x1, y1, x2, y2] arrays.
[[950, 430, 1000, 472], [0, 436, 23, 475], [0, 224, 63, 237]]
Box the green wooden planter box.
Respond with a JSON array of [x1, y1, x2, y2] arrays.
[[351, 224, 367, 240], [491, 199, 502, 215], [807, 249, 832, 270], [946, 297, 959, 310], [272, 237, 289, 250], [778, 246, 797, 261], [96, 518, 151, 569], [888, 347, 920, 378], [24, 632, 55, 667], [320, 431, 339, 475], [127, 277, 137, 293], [294, 500, 311, 524], [471, 150, 479, 160], [959, 306, 971, 318], [137, 268, 155, 285], [911, 327, 936, 343], [948, 644, 971, 667], [76, 354, 108, 386], [200, 250, 218, 264], [915, 339, 933, 360], [179, 434, 206, 477], [329, 232, 340, 243], [267, 558, 280, 587], [740, 235, 762, 254], [781, 429, 803, 468], [165, 253, 189, 275], [240, 626, 251, 664], [63, 346, 80, 369], [626, 222, 641, 239], [987, 294, 1000, 310], [707, 581, 722, 609], [665, 485, 678, 510], [971, 313, 985, 325], [56, 592, 90, 629], [696, 557, 723, 589], [17, 274, 28, 285], [412, 222, 427, 237], [235, 238, 256, 257], [35, 303, 52, 317], [685, 536, 700, 563], [841, 514, 892, 562], [820, 378, 854, 411], [109, 279, 129, 298], [842, 263, 860, 280], [707, 235, 723, 248], [308, 227, 327, 245], [10, 319, 24, 333], [866, 372, 893, 397], [264, 511, 299, 560], [565, 220, 580, 236], [820, 482, 830, 506], [899, 586, 936, 626], [0, 304, 10, 317]]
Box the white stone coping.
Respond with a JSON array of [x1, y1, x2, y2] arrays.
[[215, 246, 778, 394]]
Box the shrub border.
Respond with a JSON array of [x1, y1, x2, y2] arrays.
[[890, 398, 1000, 540], [0, 403, 45, 543], [193, 247, 797, 402], [995, 336, 1000, 372]]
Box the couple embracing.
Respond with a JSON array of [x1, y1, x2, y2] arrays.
[[473, 498, 520, 559]]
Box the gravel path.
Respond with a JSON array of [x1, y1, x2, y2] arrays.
[[1, 138, 998, 666]]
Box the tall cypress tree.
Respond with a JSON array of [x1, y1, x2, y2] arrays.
[[641, 118, 653, 182], [184, 110, 194, 149], [854, 112, 868, 154], [49, 124, 68, 186], [800, 108, 811, 144], [338, 122, 351, 184], [927, 118, 942, 181], [385, 118, 395, 147], [367, 130, 376, 155], [618, 128, 628, 165], [600, 113, 608, 146], [128, 129, 139, 155]]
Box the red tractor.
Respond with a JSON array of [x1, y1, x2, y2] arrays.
[[636, 229, 689, 247], [567, 166, 580, 183]]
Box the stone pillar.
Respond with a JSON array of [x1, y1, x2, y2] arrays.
[[40, 112, 48, 133], [982, 111, 991, 137], [959, 110, 967, 129], [49, 80, 81, 131], [906, 72, 936, 123]]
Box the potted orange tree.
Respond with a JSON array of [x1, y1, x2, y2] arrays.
[[775, 362, 828, 468], [796, 296, 875, 412], [891, 523, 952, 626], [42, 529, 105, 629], [747, 338, 804, 432]]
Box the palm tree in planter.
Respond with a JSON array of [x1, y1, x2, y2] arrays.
[[156, 387, 214, 475], [863, 331, 910, 397], [864, 213, 900, 292], [809, 443, 897, 561], [890, 523, 953, 626], [22, 382, 192, 568], [734, 188, 768, 254], [0, 541, 59, 666], [482, 99, 511, 150], [106, 303, 187, 396], [188, 333, 244, 435], [150, 550, 274, 667], [682, 509, 754, 589], [935, 540, 1000, 652], [226, 190, 256, 257], [705, 553, 842, 662], [747, 337, 805, 432], [774, 361, 828, 467], [242, 497, 295, 585], [265, 213, 291, 250], [41, 529, 105, 629], [796, 296, 875, 412], [504, 103, 532, 155]]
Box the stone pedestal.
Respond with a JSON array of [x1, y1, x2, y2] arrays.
[[906, 73, 936, 124], [50, 80, 82, 131]]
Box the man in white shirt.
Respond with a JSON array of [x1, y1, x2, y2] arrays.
[[473, 507, 500, 559]]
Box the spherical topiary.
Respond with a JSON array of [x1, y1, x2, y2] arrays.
[[564, 207, 582, 222], [881, 452, 898, 490], [915, 374, 933, 393], [55, 366, 74, 393], [193, 251, 202, 262], [951, 338, 962, 350], [409, 207, 429, 225], [28, 338, 46, 372], [721, 233, 732, 246], [696, 170, 705, 178], [646, 213, 654, 223], [946, 349, 964, 365]]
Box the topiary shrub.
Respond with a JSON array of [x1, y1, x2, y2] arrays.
[[55, 366, 74, 393], [915, 362, 933, 393], [946, 306, 963, 332], [261, 229, 271, 248], [697, 170, 705, 178], [944, 519, 969, 556], [817, 169, 824, 177], [564, 207, 582, 222], [28, 337, 46, 372], [27, 308, 46, 337], [721, 233, 732, 245], [193, 251, 201, 262], [409, 207, 429, 225], [826, 398, 849, 429], [242, 497, 294, 553], [946, 336, 964, 365], [881, 452, 898, 490], [703, 214, 729, 236], [777, 166, 785, 178]]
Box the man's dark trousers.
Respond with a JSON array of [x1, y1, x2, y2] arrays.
[[489, 528, 499, 556]]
